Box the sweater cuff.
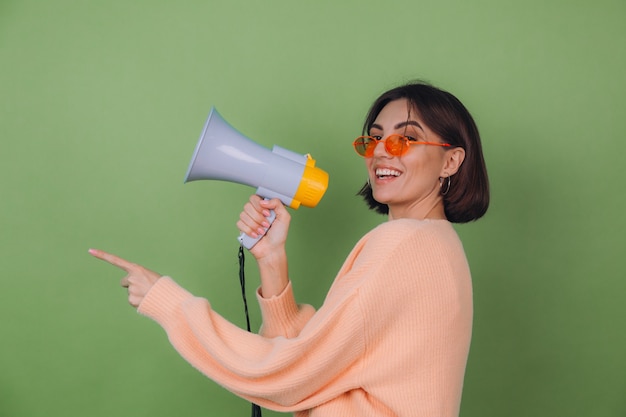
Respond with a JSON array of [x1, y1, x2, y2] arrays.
[[256, 281, 301, 337], [137, 277, 193, 328]]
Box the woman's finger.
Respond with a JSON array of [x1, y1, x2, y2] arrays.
[[260, 198, 288, 218], [238, 200, 271, 235], [89, 249, 136, 272], [247, 196, 272, 220], [120, 275, 130, 288]]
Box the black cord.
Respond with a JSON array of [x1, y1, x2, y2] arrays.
[[238, 245, 263, 417], [238, 245, 252, 332]]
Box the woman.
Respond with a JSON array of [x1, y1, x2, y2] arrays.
[[90, 81, 489, 416]]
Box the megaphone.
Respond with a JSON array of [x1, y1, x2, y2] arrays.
[[184, 107, 329, 249]]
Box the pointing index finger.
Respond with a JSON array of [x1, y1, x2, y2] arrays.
[[89, 248, 136, 272]]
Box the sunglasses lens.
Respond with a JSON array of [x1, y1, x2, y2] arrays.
[[385, 135, 407, 156], [354, 137, 376, 157]]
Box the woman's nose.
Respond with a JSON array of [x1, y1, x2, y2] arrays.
[[372, 138, 391, 157]]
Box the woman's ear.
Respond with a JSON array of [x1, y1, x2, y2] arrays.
[[441, 147, 465, 177]]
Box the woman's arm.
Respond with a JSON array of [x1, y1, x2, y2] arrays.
[[237, 195, 290, 298], [137, 276, 365, 412], [238, 196, 316, 338]]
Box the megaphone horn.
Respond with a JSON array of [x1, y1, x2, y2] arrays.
[[184, 107, 329, 248]]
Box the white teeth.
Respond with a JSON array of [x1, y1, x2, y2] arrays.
[[376, 168, 401, 177]]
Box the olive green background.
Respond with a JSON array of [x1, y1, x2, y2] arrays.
[[1, 0, 624, 416]]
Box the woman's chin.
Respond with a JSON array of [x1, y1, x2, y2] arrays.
[[371, 192, 392, 205]]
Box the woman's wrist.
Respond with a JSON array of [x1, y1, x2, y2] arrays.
[[256, 248, 289, 298]]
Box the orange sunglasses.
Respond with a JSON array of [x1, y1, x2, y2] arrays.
[[353, 134, 451, 157]]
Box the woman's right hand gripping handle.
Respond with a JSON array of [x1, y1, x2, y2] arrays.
[[237, 195, 291, 298]]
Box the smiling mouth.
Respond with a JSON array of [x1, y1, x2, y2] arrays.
[[375, 168, 402, 179]]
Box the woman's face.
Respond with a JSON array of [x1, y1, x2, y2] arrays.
[[365, 98, 459, 220]]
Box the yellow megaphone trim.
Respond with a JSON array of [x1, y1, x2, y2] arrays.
[[291, 155, 329, 209]]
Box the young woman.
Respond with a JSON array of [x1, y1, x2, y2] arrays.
[[90, 81, 489, 417]]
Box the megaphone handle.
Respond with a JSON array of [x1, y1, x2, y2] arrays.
[[237, 204, 277, 250]]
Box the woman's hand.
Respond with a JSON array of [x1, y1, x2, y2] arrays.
[[237, 196, 291, 260], [89, 249, 161, 308]]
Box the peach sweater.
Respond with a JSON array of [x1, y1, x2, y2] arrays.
[[138, 219, 473, 416]]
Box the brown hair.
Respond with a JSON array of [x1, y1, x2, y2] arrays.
[[357, 81, 489, 223]]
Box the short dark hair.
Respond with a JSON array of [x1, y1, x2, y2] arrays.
[[357, 81, 489, 223]]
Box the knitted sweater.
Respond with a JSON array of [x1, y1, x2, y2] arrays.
[[138, 218, 473, 416]]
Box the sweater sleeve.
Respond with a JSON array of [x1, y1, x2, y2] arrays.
[[255, 281, 316, 339], [137, 276, 365, 411]]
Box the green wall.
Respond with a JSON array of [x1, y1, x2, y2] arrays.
[[1, 1, 624, 416]]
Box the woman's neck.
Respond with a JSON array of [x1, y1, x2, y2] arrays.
[[388, 197, 446, 221]]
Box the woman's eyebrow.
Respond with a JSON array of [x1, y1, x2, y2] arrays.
[[370, 120, 424, 132], [395, 120, 424, 131]]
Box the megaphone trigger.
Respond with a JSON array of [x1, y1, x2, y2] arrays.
[[237, 199, 277, 249]]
